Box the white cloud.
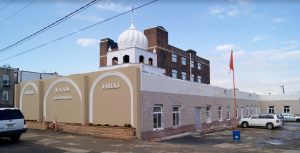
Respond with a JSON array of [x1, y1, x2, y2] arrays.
[[74, 15, 103, 22], [215, 44, 238, 52], [96, 0, 131, 13], [208, 4, 241, 18], [227, 9, 240, 17], [281, 40, 299, 50], [272, 17, 287, 23], [211, 41, 300, 95], [76, 38, 98, 47], [252, 50, 300, 61], [252, 35, 267, 42], [209, 6, 225, 15]]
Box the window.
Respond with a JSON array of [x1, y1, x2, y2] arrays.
[[226, 106, 230, 120], [172, 69, 177, 78], [2, 91, 8, 101], [259, 114, 274, 119], [0, 109, 24, 120], [255, 106, 258, 115], [284, 106, 290, 113], [236, 105, 238, 119], [191, 74, 194, 82], [153, 105, 163, 130], [246, 106, 249, 117], [172, 53, 177, 62], [112, 57, 118, 65], [191, 60, 194, 68], [172, 106, 180, 126], [148, 58, 153, 66], [206, 106, 211, 123], [139, 55, 144, 63], [197, 76, 201, 83], [218, 107, 222, 121], [241, 107, 244, 118], [3, 75, 9, 81], [182, 72, 186, 80], [268, 106, 274, 114], [181, 57, 186, 65], [123, 55, 129, 63], [250, 106, 253, 115], [198, 63, 202, 70]]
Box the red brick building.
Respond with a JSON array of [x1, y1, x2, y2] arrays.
[[100, 26, 210, 84]]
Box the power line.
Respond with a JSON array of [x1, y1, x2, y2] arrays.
[[0, 0, 14, 13], [0, 0, 101, 53], [0, 0, 159, 63], [0, 0, 36, 25]]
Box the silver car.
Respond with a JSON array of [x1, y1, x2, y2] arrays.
[[282, 113, 300, 122]]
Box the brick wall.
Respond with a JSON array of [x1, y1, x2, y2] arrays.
[[26, 121, 136, 140], [144, 26, 210, 84]]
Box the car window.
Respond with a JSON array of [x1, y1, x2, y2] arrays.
[[259, 115, 274, 119], [277, 115, 282, 119], [0, 109, 24, 120]]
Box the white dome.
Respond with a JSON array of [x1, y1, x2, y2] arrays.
[[117, 23, 148, 50]]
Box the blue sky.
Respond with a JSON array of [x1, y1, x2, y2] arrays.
[[0, 0, 299, 95]]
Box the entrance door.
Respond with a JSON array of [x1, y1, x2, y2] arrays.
[[195, 107, 201, 132]]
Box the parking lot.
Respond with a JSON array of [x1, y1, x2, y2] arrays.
[[1, 122, 300, 153]]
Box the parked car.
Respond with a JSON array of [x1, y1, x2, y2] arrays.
[[0, 108, 27, 142], [281, 113, 300, 122], [239, 114, 283, 130]]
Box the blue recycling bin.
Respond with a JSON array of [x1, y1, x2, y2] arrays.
[[232, 130, 240, 141]]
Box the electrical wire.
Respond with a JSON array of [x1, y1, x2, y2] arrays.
[[0, 0, 36, 25], [0, 0, 158, 63], [0, 0, 101, 53], [0, 0, 14, 13]]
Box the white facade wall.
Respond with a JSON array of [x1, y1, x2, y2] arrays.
[[140, 70, 260, 133], [107, 48, 157, 66], [141, 71, 259, 100], [260, 94, 300, 115]]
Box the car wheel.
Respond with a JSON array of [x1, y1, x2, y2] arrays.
[[10, 134, 20, 142], [296, 119, 300, 122], [241, 122, 248, 128], [266, 123, 274, 130]]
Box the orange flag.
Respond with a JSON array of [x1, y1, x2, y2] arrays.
[[229, 50, 234, 71]]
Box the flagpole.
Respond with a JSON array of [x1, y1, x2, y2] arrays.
[[230, 50, 240, 141], [229, 50, 237, 129], [232, 65, 237, 129]]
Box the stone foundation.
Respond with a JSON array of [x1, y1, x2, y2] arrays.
[[26, 121, 136, 140], [141, 124, 195, 140], [141, 119, 236, 140]]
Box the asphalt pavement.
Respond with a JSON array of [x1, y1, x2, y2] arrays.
[[1, 122, 300, 153]]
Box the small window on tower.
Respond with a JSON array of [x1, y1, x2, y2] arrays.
[[139, 56, 144, 64], [112, 57, 118, 65], [123, 55, 130, 63], [149, 58, 153, 66]]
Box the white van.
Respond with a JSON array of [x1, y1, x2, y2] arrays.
[[0, 108, 27, 142]]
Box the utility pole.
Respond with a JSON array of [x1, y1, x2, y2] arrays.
[[280, 85, 285, 94]]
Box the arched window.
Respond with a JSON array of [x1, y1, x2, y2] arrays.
[[148, 58, 153, 66], [112, 57, 118, 65], [139, 55, 144, 64], [123, 55, 130, 63]]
